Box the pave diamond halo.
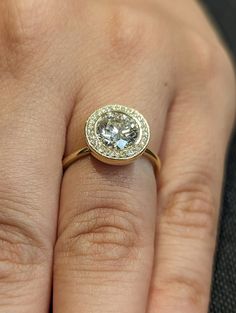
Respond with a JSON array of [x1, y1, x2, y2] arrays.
[[62, 104, 161, 173], [85, 104, 150, 165]]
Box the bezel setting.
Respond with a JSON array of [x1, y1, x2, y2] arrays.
[[85, 104, 150, 165]]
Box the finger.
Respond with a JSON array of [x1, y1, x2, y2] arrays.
[[0, 2, 72, 312], [53, 5, 174, 313], [148, 48, 236, 313], [0, 81, 63, 309]]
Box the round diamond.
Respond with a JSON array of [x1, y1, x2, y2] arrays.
[[96, 112, 140, 150]]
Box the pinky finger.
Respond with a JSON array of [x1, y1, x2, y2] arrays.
[[148, 80, 235, 313]]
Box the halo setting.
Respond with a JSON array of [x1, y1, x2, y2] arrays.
[[85, 104, 150, 164]]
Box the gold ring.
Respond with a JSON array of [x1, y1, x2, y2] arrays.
[[63, 104, 161, 174]]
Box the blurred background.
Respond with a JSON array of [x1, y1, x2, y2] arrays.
[[201, 1, 236, 312]]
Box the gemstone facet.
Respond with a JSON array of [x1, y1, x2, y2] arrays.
[[85, 104, 150, 163], [96, 112, 139, 150]]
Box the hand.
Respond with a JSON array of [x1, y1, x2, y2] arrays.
[[0, 1, 235, 313]]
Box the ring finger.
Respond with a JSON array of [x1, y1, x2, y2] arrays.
[[53, 5, 174, 312]]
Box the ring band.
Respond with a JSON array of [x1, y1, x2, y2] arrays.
[[62, 104, 161, 175], [63, 146, 161, 173]]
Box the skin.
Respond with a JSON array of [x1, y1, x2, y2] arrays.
[[0, 0, 235, 312]]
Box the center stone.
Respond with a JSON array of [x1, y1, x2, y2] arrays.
[[96, 112, 139, 150]]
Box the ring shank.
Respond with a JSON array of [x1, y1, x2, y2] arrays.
[[143, 148, 161, 174], [62, 147, 161, 174]]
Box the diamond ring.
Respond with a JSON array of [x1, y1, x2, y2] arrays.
[[63, 104, 161, 174]]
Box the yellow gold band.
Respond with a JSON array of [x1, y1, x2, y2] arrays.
[[63, 147, 161, 174]]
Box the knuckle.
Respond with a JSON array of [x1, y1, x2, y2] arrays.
[[185, 29, 234, 82], [160, 176, 217, 240], [102, 3, 159, 62], [1, 0, 48, 44], [0, 189, 51, 282], [55, 160, 156, 270], [0, 1, 53, 73], [56, 206, 142, 264], [152, 273, 207, 310]]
